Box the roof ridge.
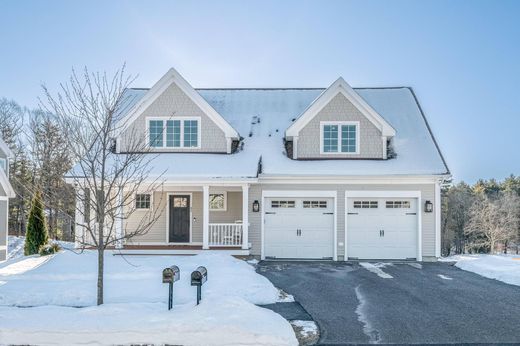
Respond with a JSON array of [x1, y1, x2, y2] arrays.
[[129, 86, 411, 91]]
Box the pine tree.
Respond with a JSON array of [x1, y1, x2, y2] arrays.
[[24, 190, 48, 255]]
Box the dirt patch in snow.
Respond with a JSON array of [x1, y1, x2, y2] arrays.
[[290, 320, 319, 345]]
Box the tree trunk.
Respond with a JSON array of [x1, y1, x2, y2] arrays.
[[97, 220, 104, 305], [97, 246, 104, 305]]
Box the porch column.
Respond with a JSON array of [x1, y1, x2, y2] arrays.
[[241, 184, 249, 250], [115, 190, 124, 249], [74, 187, 84, 249], [202, 185, 210, 249]]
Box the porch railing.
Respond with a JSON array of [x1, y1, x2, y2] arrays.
[[209, 223, 243, 247]]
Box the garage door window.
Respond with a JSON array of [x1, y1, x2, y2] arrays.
[[353, 200, 378, 209], [271, 200, 296, 208], [386, 201, 411, 208], [303, 200, 327, 208]]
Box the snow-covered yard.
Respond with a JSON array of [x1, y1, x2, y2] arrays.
[[441, 254, 520, 287], [0, 248, 297, 345]]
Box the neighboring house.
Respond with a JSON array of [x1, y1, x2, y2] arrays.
[[0, 138, 15, 261], [73, 67, 450, 261]]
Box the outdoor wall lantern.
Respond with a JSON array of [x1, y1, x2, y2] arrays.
[[252, 200, 260, 212], [425, 200, 433, 213]]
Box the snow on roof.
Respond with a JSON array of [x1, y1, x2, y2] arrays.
[[107, 87, 448, 179], [198, 87, 448, 176]]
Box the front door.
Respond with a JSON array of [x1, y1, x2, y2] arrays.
[[169, 195, 190, 243]]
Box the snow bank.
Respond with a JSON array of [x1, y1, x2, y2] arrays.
[[0, 251, 297, 345], [0, 297, 296, 346], [442, 254, 520, 286], [6, 236, 75, 261], [6, 236, 24, 260], [0, 250, 279, 307]]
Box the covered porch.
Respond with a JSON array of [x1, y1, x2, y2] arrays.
[[119, 183, 251, 253]]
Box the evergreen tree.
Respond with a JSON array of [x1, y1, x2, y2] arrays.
[[24, 190, 48, 255]]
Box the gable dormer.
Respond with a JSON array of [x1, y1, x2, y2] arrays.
[[116, 68, 240, 154], [285, 78, 395, 160]]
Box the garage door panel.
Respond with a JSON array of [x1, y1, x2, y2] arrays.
[[264, 197, 334, 259], [347, 197, 418, 260]]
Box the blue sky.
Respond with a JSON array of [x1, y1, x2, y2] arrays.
[[1, 0, 519, 183]]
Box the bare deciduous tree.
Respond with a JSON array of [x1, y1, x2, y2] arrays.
[[42, 66, 164, 305], [465, 193, 520, 253], [0, 98, 23, 147]]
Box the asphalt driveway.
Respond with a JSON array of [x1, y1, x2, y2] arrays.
[[257, 261, 520, 345]]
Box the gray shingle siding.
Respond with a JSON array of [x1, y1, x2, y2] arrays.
[[119, 82, 228, 153], [297, 93, 383, 159]]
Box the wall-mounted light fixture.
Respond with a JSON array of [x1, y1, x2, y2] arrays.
[[252, 200, 260, 212], [425, 200, 433, 213]]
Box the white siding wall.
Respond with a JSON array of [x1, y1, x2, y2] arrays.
[[126, 191, 242, 244], [122, 183, 437, 259], [0, 200, 7, 261], [248, 183, 436, 259]]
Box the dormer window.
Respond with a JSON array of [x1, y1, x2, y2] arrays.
[[320, 121, 359, 154], [148, 117, 200, 149]]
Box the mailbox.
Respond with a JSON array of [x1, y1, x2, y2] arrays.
[[163, 265, 180, 284], [191, 266, 208, 286], [162, 265, 180, 310], [191, 266, 208, 305]]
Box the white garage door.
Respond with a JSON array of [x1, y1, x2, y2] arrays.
[[347, 198, 418, 260], [264, 198, 334, 259]]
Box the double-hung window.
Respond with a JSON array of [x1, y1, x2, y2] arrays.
[[135, 193, 151, 209], [321, 121, 359, 154], [148, 117, 200, 148]]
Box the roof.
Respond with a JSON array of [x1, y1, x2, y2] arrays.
[[70, 86, 448, 180]]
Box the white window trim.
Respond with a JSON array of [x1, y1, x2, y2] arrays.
[[135, 193, 153, 211], [320, 121, 360, 155], [209, 191, 227, 211], [146, 116, 202, 150]]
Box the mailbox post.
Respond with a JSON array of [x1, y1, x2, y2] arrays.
[[162, 265, 180, 310], [191, 266, 208, 305]]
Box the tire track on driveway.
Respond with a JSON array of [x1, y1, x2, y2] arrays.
[[354, 285, 380, 344]]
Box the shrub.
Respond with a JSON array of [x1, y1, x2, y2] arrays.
[[24, 190, 49, 256], [39, 243, 61, 256]]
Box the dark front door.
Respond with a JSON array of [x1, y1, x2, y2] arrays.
[[169, 195, 190, 243]]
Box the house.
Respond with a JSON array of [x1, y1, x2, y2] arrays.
[[0, 137, 15, 261], [73, 67, 450, 261]]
